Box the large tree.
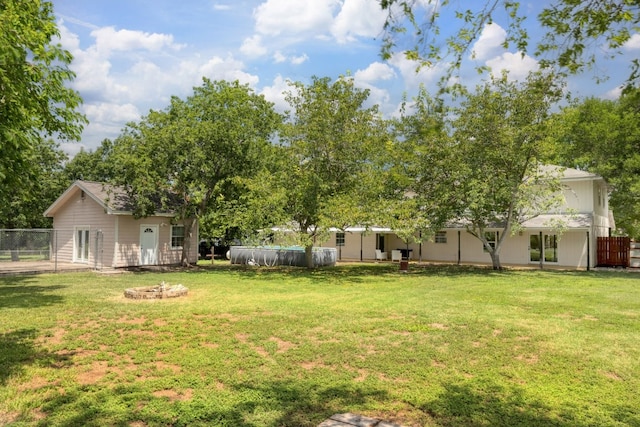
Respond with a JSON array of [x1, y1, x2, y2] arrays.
[[0, 138, 68, 229], [257, 76, 389, 268], [0, 0, 86, 207], [63, 139, 116, 183], [111, 79, 281, 266], [387, 86, 460, 249], [551, 89, 640, 239], [450, 72, 564, 270], [379, 0, 640, 86]]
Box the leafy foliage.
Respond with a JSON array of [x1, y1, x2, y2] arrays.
[[110, 79, 281, 265], [0, 0, 86, 206], [255, 76, 390, 267], [449, 72, 564, 269], [379, 0, 640, 86], [551, 88, 640, 238], [0, 139, 68, 228]]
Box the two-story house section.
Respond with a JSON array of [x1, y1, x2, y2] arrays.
[[321, 166, 613, 269]]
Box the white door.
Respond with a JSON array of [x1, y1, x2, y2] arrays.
[[140, 225, 158, 265], [75, 228, 90, 263]]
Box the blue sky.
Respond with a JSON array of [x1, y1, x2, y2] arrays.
[[52, 0, 640, 155]]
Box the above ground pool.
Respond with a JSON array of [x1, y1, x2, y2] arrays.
[[229, 246, 336, 267]]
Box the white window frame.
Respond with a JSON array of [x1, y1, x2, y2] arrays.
[[171, 225, 185, 249], [336, 232, 345, 247], [483, 231, 498, 252], [435, 231, 447, 244]]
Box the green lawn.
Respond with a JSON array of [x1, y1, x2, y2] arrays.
[[1, 263, 639, 426]]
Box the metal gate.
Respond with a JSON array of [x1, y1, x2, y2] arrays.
[[597, 237, 630, 267]]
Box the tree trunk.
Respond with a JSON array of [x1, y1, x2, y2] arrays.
[[181, 218, 195, 267], [489, 249, 502, 270], [304, 244, 314, 269]]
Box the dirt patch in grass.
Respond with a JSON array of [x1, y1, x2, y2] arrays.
[[269, 337, 295, 353], [0, 412, 20, 425], [117, 316, 147, 325], [603, 371, 623, 381], [77, 361, 110, 385], [201, 342, 219, 349], [18, 376, 56, 391], [152, 388, 193, 401], [155, 361, 181, 374]]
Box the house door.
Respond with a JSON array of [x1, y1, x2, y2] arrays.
[[140, 225, 158, 265], [530, 233, 558, 264], [75, 228, 90, 263]]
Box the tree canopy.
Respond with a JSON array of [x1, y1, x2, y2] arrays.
[[0, 0, 86, 205], [251, 76, 390, 267], [551, 88, 640, 239], [379, 0, 640, 87], [448, 72, 564, 270], [110, 79, 281, 265]]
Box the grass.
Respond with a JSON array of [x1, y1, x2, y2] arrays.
[[0, 263, 639, 427]]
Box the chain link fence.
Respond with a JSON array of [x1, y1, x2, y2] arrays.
[[0, 229, 104, 273], [0, 229, 53, 262]]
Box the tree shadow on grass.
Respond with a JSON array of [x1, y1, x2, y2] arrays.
[[0, 328, 73, 387], [0, 276, 66, 309], [416, 381, 610, 427], [32, 379, 388, 427]]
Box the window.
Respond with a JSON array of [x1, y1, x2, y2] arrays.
[[336, 232, 345, 247], [435, 231, 447, 244], [171, 225, 185, 248], [544, 234, 558, 263], [483, 231, 498, 252]]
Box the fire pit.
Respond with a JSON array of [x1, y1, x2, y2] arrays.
[[124, 281, 188, 299]]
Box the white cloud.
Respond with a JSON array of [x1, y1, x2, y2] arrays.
[[84, 102, 141, 124], [604, 85, 623, 100], [260, 75, 292, 113], [198, 55, 260, 86], [90, 27, 185, 55], [273, 51, 287, 63], [240, 34, 268, 57], [253, 0, 337, 36], [290, 53, 309, 65], [354, 62, 396, 83], [486, 52, 539, 81], [331, 0, 387, 44], [624, 33, 640, 50], [213, 3, 231, 11], [472, 23, 507, 61], [388, 54, 446, 90]]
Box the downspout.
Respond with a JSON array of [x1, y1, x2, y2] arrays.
[[360, 232, 363, 262], [539, 231, 543, 270], [457, 230, 461, 265], [114, 216, 119, 268], [587, 231, 590, 271]]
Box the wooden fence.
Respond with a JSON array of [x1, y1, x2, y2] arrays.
[[597, 237, 630, 268]]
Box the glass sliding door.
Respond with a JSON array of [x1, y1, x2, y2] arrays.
[[75, 228, 90, 263], [530, 233, 558, 264]]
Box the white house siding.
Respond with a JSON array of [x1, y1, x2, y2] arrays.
[[113, 217, 197, 267], [563, 180, 593, 212], [51, 193, 116, 267]]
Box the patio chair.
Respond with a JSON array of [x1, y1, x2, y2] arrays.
[[391, 250, 402, 262], [375, 249, 387, 261]]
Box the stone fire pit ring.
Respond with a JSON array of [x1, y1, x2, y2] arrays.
[[124, 282, 188, 299]]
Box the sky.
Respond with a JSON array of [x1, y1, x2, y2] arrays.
[[51, 0, 640, 156]]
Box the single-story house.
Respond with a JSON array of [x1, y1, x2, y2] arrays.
[[44, 180, 198, 269], [320, 167, 614, 269]]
